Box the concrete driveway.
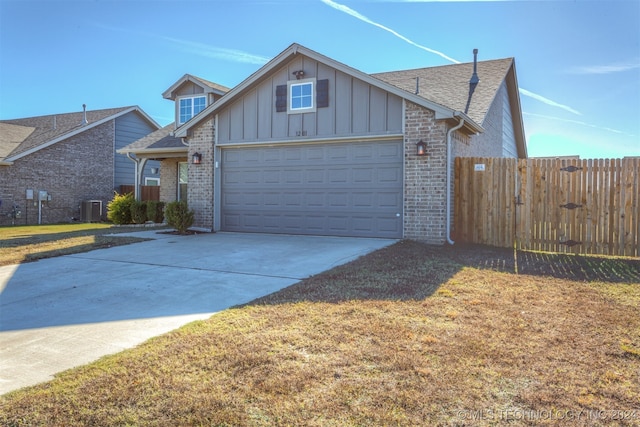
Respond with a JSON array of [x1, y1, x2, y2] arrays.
[[0, 231, 394, 395]]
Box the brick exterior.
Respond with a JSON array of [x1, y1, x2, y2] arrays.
[[159, 158, 179, 203], [0, 122, 116, 225], [403, 101, 450, 244], [187, 116, 215, 230]]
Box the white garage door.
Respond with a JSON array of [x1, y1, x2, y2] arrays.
[[220, 140, 403, 238]]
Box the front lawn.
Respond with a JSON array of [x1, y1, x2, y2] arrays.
[[1, 241, 638, 426], [0, 223, 159, 266]]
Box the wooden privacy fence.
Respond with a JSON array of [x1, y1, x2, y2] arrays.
[[119, 185, 160, 201], [454, 157, 640, 257]]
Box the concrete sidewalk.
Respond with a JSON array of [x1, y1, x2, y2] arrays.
[[0, 231, 394, 394]]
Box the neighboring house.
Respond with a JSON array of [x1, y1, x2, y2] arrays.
[[120, 43, 526, 244], [0, 106, 160, 225]]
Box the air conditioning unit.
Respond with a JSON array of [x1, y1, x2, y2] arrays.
[[81, 200, 102, 222]]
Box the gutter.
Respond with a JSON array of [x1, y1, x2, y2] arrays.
[[446, 114, 465, 245]]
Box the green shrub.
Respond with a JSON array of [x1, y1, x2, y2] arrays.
[[146, 201, 165, 223], [165, 200, 194, 234], [130, 200, 147, 224], [107, 192, 134, 225]]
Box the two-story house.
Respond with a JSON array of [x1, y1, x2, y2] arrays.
[[120, 43, 526, 244]]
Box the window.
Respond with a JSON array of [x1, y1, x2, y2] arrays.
[[144, 177, 160, 186], [178, 96, 206, 124], [277, 78, 328, 113], [178, 162, 188, 202], [291, 82, 313, 110], [287, 78, 316, 113]]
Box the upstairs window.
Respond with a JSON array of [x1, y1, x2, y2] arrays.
[[276, 78, 328, 113], [286, 78, 316, 114], [179, 96, 206, 124], [291, 82, 313, 110]]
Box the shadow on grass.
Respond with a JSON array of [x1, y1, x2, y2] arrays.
[[449, 243, 640, 283], [247, 241, 639, 307]]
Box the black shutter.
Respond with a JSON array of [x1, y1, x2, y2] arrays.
[[316, 79, 329, 108], [275, 85, 287, 112]]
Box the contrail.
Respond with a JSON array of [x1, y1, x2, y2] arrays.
[[320, 0, 460, 64], [321, 0, 582, 116], [519, 88, 581, 116], [523, 112, 633, 137]]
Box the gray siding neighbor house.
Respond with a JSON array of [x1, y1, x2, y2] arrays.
[[120, 43, 526, 244], [0, 106, 160, 225]]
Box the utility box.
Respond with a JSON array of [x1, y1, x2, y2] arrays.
[[81, 200, 102, 222]]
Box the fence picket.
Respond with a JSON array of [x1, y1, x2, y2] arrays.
[[454, 157, 639, 257]]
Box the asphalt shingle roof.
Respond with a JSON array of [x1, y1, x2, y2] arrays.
[[0, 107, 134, 160], [119, 123, 185, 152], [371, 58, 514, 125]]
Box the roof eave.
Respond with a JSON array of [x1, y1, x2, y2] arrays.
[[7, 106, 160, 162], [505, 61, 527, 158], [175, 43, 484, 138], [117, 146, 187, 156]]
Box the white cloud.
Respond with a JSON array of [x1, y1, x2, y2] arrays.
[[161, 36, 270, 65], [94, 22, 270, 65], [523, 111, 635, 137], [567, 61, 640, 75]]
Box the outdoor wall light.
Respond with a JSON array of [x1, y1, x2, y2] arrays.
[[192, 152, 202, 164], [150, 167, 159, 174], [416, 140, 427, 156]]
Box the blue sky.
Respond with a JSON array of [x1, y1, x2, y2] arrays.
[[1, 0, 638, 158]]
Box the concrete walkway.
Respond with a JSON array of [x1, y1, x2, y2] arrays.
[[0, 231, 394, 395]]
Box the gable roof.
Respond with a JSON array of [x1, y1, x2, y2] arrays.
[[372, 58, 527, 157], [0, 106, 160, 164], [162, 74, 231, 100], [372, 58, 513, 126], [117, 123, 186, 157], [174, 43, 485, 138]]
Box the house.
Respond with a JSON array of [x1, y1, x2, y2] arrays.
[[0, 106, 160, 225], [120, 43, 526, 244]]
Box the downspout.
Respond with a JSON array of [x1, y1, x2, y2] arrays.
[[126, 153, 141, 200], [446, 115, 465, 245]]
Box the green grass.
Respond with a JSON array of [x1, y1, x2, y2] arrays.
[[0, 223, 159, 266], [1, 240, 638, 426]]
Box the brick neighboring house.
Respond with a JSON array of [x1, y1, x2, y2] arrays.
[[120, 43, 526, 244], [0, 106, 160, 225]]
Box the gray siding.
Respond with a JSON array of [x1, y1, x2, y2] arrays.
[[467, 81, 518, 159], [500, 83, 518, 158], [217, 55, 403, 145], [114, 112, 158, 190]]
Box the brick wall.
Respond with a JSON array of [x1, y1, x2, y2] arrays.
[[403, 101, 448, 244], [159, 158, 180, 203], [186, 116, 215, 230], [0, 121, 115, 225]]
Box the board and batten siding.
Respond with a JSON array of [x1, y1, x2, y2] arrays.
[[114, 112, 158, 190], [217, 55, 404, 145]]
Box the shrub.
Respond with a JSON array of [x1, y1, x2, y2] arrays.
[[130, 200, 147, 224], [107, 192, 134, 225], [165, 201, 194, 234], [146, 201, 165, 223]]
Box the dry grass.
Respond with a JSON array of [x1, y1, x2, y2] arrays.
[[1, 241, 639, 426], [0, 223, 156, 266]]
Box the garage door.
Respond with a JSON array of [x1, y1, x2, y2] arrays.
[[220, 140, 403, 238]]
